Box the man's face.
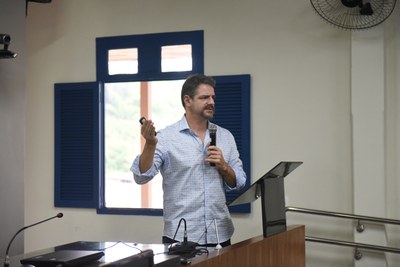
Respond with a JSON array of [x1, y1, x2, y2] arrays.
[[186, 84, 215, 120]]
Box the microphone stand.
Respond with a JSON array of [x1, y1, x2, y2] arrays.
[[214, 219, 222, 250], [3, 213, 63, 267]]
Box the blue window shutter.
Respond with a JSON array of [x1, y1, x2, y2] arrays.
[[213, 75, 251, 213], [54, 82, 100, 208]]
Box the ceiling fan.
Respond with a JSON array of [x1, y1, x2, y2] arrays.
[[310, 0, 397, 30]]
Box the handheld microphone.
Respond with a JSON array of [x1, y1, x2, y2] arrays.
[[213, 219, 222, 250], [3, 213, 63, 267], [208, 124, 217, 166]]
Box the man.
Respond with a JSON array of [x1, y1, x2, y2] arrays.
[[130, 74, 247, 247]]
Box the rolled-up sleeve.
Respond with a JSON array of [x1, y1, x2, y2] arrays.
[[130, 132, 166, 184], [221, 129, 247, 192], [229, 162, 247, 191], [130, 155, 157, 184]]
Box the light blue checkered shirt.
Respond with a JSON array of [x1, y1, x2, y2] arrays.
[[131, 116, 247, 244]]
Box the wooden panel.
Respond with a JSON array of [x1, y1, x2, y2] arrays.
[[188, 225, 305, 267]]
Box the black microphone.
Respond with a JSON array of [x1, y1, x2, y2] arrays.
[[3, 213, 63, 267], [168, 218, 198, 255], [209, 124, 217, 166]]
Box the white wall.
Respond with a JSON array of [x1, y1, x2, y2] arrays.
[[0, 0, 26, 257], [24, 0, 400, 266], [384, 4, 400, 265]]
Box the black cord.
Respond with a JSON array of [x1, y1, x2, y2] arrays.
[[195, 248, 209, 256]]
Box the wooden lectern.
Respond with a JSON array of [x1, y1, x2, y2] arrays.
[[185, 161, 306, 267], [189, 225, 305, 267]]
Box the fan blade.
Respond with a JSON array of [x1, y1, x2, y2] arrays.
[[360, 2, 373, 15]]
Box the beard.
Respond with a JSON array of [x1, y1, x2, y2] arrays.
[[202, 104, 215, 119]]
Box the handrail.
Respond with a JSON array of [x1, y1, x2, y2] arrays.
[[306, 236, 400, 254], [286, 206, 400, 259], [286, 206, 400, 225]]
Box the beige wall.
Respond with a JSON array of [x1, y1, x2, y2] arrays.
[[0, 0, 26, 257], [24, 0, 400, 266]]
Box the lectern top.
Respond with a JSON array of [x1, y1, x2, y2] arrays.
[[227, 161, 302, 206]]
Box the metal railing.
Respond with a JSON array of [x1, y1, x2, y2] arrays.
[[286, 206, 400, 260]]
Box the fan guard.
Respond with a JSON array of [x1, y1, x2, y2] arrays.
[[310, 0, 397, 30]]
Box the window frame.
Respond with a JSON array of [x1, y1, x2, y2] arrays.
[[96, 30, 204, 82], [54, 30, 251, 216], [97, 30, 205, 215]]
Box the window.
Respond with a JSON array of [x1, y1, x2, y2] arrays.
[[103, 80, 183, 210], [54, 30, 251, 215], [161, 45, 192, 72], [96, 31, 204, 82], [108, 48, 138, 75]]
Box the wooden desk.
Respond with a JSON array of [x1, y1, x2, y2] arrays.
[[6, 242, 180, 267], [5, 225, 304, 267], [188, 225, 305, 267]]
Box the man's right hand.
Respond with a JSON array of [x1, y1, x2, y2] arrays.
[[140, 118, 158, 145], [139, 118, 158, 173]]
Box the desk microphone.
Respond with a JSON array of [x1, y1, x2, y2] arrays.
[[209, 124, 217, 166], [3, 213, 63, 267], [168, 218, 198, 255]]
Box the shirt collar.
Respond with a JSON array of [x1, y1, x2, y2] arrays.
[[178, 115, 191, 132], [178, 114, 215, 134]]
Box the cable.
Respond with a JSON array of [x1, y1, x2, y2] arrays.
[[100, 241, 143, 253], [120, 242, 143, 252], [195, 219, 215, 245]]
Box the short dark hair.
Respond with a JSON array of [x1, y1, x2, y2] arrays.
[[181, 74, 216, 107]]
